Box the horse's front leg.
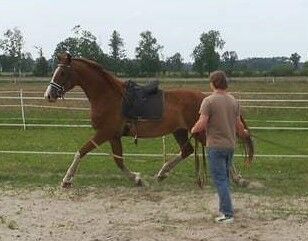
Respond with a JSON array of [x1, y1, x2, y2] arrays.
[[61, 131, 107, 188], [109, 138, 143, 186], [157, 129, 194, 181]]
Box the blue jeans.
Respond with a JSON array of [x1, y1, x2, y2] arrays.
[[207, 148, 234, 217]]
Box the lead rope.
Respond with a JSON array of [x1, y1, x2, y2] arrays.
[[193, 135, 207, 188]]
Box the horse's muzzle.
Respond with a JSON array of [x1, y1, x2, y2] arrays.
[[44, 86, 57, 102]]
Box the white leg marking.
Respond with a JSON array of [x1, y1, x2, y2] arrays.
[[62, 151, 81, 184], [157, 155, 183, 179]]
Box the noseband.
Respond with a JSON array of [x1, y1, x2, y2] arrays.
[[49, 82, 65, 98], [48, 64, 71, 98]]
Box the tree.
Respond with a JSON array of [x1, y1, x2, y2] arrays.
[[165, 52, 184, 72], [290, 52, 301, 70], [221, 51, 238, 75], [122, 58, 140, 77], [270, 63, 293, 76], [192, 30, 225, 76], [301, 61, 308, 76], [33, 47, 49, 76], [53, 25, 105, 63], [108, 30, 126, 74], [135, 31, 163, 76], [0, 27, 24, 75], [20, 52, 35, 73], [236, 57, 290, 72], [109, 30, 125, 61]]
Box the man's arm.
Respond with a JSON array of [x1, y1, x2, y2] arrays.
[[191, 114, 209, 134]]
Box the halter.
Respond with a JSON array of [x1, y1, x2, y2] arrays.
[[48, 64, 71, 98]]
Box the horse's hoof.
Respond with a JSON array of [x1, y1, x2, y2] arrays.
[[61, 181, 72, 189], [135, 178, 144, 187], [157, 173, 168, 182], [196, 179, 205, 189], [235, 178, 249, 188], [239, 179, 249, 188]]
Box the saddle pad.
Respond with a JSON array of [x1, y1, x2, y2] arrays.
[[122, 89, 164, 120]]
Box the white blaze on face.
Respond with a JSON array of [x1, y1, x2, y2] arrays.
[[43, 85, 52, 99], [44, 67, 61, 101]]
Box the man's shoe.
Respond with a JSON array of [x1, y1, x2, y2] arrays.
[[215, 215, 234, 224]]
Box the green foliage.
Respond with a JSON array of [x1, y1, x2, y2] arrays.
[[0, 54, 34, 73], [108, 30, 126, 74], [301, 61, 308, 76], [0, 27, 24, 58], [33, 56, 48, 76], [221, 51, 238, 75], [108, 30, 126, 61], [122, 58, 140, 77], [32, 47, 48, 76], [164, 52, 184, 72], [192, 30, 225, 76], [53, 25, 105, 63], [270, 63, 294, 76], [0, 27, 25, 74], [135, 31, 163, 76], [290, 52, 301, 70], [1, 26, 305, 78], [236, 57, 290, 72]]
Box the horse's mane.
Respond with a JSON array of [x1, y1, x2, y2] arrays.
[[73, 58, 124, 95]]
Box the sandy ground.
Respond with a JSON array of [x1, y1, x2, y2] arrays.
[[0, 186, 307, 241]]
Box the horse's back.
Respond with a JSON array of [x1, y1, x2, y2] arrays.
[[163, 90, 207, 129]]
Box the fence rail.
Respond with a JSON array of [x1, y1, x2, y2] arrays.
[[2, 95, 308, 102], [0, 123, 307, 130], [1, 150, 307, 159], [0, 89, 307, 160], [0, 89, 308, 130]]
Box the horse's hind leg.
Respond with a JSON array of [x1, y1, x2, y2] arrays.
[[157, 129, 194, 181], [62, 131, 106, 188], [110, 138, 143, 186]]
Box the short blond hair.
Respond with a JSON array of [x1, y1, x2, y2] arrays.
[[210, 70, 228, 90]]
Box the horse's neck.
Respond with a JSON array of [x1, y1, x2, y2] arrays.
[[75, 64, 123, 105]]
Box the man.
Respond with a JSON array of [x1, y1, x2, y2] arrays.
[[191, 70, 248, 224]]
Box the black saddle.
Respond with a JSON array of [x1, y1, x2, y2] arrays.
[[122, 80, 164, 120]]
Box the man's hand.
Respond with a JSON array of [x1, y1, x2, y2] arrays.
[[191, 114, 209, 134], [243, 129, 250, 138]]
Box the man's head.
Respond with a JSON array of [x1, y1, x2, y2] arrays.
[[209, 70, 228, 90]]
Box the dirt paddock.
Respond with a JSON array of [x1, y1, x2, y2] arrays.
[[0, 187, 307, 241]]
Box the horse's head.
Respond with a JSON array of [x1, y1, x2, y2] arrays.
[[44, 52, 79, 102]]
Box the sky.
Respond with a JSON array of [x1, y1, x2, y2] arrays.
[[0, 0, 307, 62]]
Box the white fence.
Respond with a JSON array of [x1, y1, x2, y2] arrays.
[[1, 89, 308, 130], [1, 150, 308, 159], [0, 89, 307, 159]]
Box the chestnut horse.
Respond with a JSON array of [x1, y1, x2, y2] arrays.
[[44, 53, 253, 188]]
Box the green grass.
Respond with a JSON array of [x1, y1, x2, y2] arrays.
[[0, 79, 308, 196], [0, 128, 307, 196]]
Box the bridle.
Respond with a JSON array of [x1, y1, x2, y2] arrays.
[[49, 82, 65, 98], [48, 63, 71, 99]]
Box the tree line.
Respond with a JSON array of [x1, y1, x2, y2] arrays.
[[0, 26, 307, 77]]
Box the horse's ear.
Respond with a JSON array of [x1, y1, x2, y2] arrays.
[[57, 52, 71, 64], [57, 53, 63, 61], [64, 51, 72, 64]]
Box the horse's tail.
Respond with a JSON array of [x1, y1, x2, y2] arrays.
[[239, 115, 254, 165]]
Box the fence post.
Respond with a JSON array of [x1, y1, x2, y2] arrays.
[[162, 135, 166, 163], [20, 89, 26, 130]]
